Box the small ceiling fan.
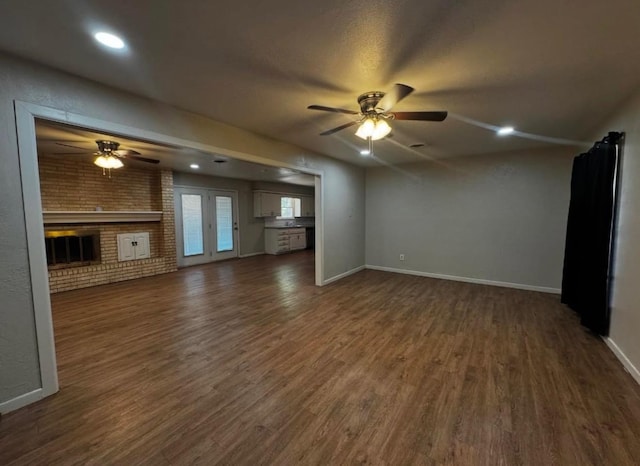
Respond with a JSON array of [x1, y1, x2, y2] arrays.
[[308, 83, 447, 153], [54, 140, 160, 177]]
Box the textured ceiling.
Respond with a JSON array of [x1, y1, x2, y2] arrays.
[[1, 0, 639, 167], [36, 121, 316, 186]]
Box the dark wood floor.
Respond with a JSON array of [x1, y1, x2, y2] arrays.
[[1, 251, 640, 465]]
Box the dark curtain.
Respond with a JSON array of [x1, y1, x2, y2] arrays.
[[561, 132, 621, 335]]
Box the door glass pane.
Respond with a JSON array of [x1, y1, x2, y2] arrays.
[[216, 196, 234, 252], [181, 194, 204, 256]]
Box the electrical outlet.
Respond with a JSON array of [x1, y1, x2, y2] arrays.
[[399, 254, 405, 261]]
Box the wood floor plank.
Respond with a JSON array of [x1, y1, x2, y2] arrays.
[[1, 250, 640, 465]]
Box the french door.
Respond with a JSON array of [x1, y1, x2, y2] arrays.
[[175, 188, 239, 267]]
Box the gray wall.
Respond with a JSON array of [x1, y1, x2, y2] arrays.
[[365, 147, 575, 289], [173, 172, 264, 256], [172, 173, 314, 256], [252, 181, 314, 196], [595, 89, 640, 380], [173, 172, 314, 256], [0, 52, 365, 405]]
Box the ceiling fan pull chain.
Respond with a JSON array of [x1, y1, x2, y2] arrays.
[[101, 166, 113, 178]]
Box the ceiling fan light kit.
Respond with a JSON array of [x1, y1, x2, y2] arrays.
[[94, 154, 124, 169], [92, 140, 125, 177], [355, 116, 392, 141], [93, 153, 123, 178]]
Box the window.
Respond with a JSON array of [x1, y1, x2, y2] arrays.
[[278, 197, 301, 219]]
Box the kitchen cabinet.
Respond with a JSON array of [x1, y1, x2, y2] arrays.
[[299, 196, 315, 217], [254, 192, 282, 217], [289, 232, 306, 250], [265, 228, 306, 255], [117, 232, 150, 261]]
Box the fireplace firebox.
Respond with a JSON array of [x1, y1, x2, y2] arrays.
[[44, 230, 100, 269]]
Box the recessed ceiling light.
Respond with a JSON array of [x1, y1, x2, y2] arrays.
[[94, 32, 125, 49], [360, 149, 371, 156], [497, 126, 515, 136], [190, 164, 199, 169]]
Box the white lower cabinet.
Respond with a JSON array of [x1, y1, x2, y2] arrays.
[[289, 232, 306, 250], [265, 228, 306, 255], [117, 232, 150, 261]]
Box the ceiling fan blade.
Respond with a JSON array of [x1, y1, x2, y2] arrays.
[[52, 151, 91, 155], [124, 154, 160, 164], [308, 105, 359, 115], [377, 84, 415, 112], [55, 142, 89, 151], [392, 111, 448, 122], [320, 121, 358, 136], [114, 149, 141, 157]]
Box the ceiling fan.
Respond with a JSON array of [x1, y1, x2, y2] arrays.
[[308, 83, 447, 152], [54, 140, 160, 177]]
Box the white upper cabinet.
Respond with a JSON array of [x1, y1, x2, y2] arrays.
[[254, 192, 282, 217], [299, 196, 315, 217]]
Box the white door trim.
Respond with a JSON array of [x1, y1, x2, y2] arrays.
[[175, 188, 240, 266], [11, 100, 324, 413], [175, 188, 211, 267], [315, 175, 324, 286], [14, 102, 59, 403]]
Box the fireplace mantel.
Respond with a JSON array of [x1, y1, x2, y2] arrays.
[[43, 211, 163, 224]]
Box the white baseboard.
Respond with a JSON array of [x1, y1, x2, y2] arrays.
[[365, 265, 561, 294], [322, 265, 366, 286], [603, 337, 640, 386], [239, 252, 265, 258], [0, 388, 44, 414]]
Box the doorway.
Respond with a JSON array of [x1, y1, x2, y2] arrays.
[[175, 188, 239, 267], [10, 102, 324, 413]]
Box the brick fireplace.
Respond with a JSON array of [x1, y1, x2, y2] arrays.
[[38, 154, 177, 293]]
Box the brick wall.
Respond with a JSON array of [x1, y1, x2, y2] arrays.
[[39, 154, 162, 211], [160, 170, 177, 269], [39, 155, 177, 293]]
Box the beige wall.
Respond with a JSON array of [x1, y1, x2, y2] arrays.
[[0, 52, 365, 406], [365, 147, 575, 290], [595, 89, 640, 380]]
